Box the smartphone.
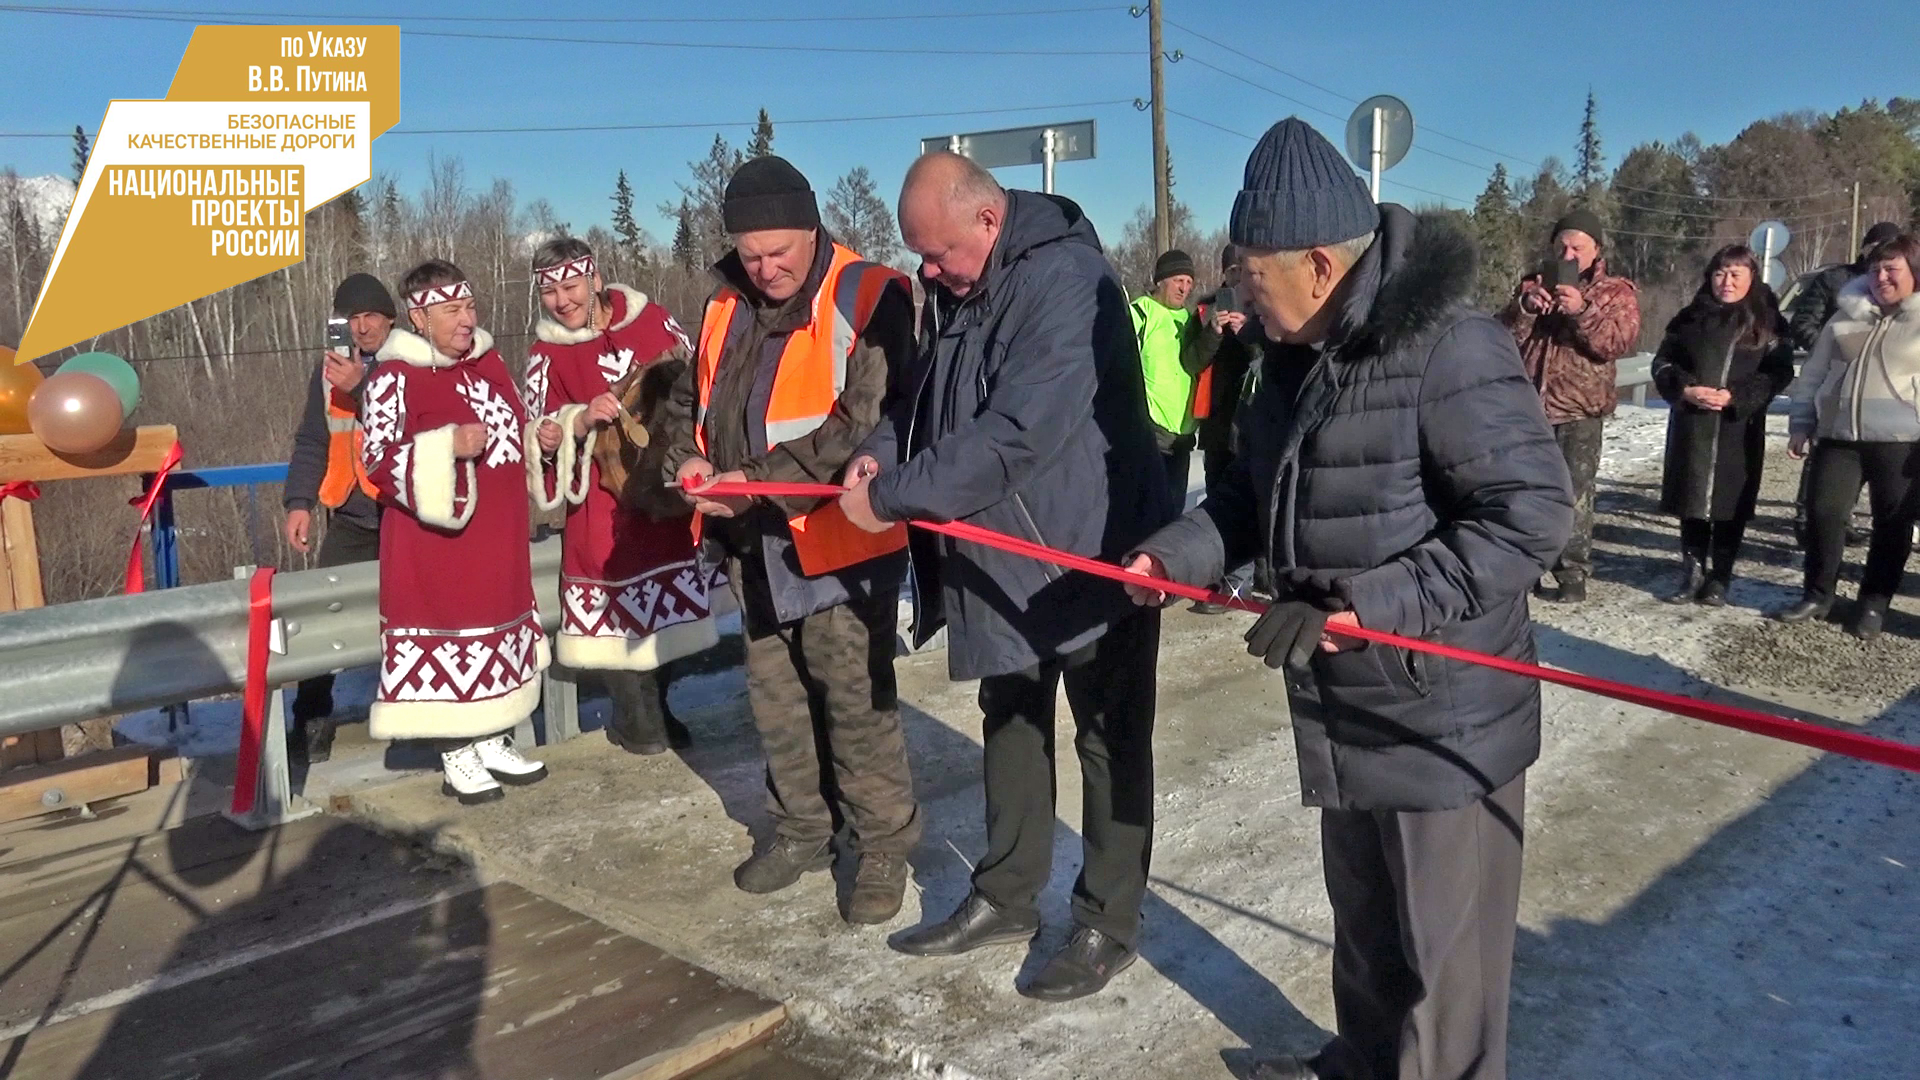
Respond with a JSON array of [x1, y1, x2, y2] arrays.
[[1546, 258, 1582, 290], [325, 316, 351, 358], [1213, 284, 1238, 315]]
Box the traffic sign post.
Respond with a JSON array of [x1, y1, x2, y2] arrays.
[[921, 120, 1097, 195], [1750, 220, 1791, 291], [1345, 95, 1413, 202]]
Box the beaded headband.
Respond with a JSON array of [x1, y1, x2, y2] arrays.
[[533, 255, 595, 288], [406, 280, 472, 310]]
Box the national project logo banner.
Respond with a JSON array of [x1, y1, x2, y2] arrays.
[[14, 26, 400, 365]]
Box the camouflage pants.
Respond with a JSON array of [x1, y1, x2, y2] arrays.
[[731, 563, 922, 856], [1552, 418, 1604, 582]]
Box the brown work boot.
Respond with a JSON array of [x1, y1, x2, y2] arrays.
[[845, 852, 908, 925], [733, 835, 833, 894]]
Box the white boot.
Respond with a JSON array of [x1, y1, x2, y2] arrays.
[[441, 741, 505, 805], [473, 732, 548, 786]]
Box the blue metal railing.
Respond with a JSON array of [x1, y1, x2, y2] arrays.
[[140, 463, 290, 589]]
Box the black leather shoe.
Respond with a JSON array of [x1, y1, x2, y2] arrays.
[[1190, 601, 1230, 615], [1020, 925, 1137, 1002], [1695, 579, 1728, 607], [1534, 576, 1586, 604], [890, 891, 1038, 956], [1773, 594, 1832, 624], [1249, 1058, 1320, 1080], [1664, 558, 1705, 604], [1849, 596, 1889, 642]]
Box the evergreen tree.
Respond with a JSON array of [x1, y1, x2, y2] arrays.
[[610, 169, 643, 269], [671, 198, 699, 270], [1471, 164, 1522, 310], [70, 125, 91, 185], [747, 109, 775, 158], [824, 166, 901, 266], [659, 134, 742, 265], [1576, 91, 1606, 197]]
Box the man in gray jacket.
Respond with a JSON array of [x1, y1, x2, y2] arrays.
[[283, 272, 393, 762], [839, 152, 1174, 1002], [1125, 118, 1571, 1080]]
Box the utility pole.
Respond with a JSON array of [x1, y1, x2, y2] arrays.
[[1849, 180, 1862, 257], [1148, 0, 1170, 254]]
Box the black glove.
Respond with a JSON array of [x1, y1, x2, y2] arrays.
[[1246, 570, 1350, 674]]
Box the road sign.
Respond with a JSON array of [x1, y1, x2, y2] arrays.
[[920, 120, 1097, 193], [1749, 220, 1791, 256], [1762, 256, 1791, 291], [1345, 95, 1413, 200]]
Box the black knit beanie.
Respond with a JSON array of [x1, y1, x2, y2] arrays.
[[722, 156, 820, 234], [1219, 243, 1237, 272], [1153, 249, 1196, 284], [1230, 117, 1379, 251], [332, 272, 396, 318], [1549, 208, 1606, 249]]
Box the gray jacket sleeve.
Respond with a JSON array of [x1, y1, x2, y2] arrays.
[[284, 363, 330, 511], [1337, 318, 1574, 638]]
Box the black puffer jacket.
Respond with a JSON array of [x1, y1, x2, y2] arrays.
[[1652, 288, 1795, 522], [1136, 205, 1573, 812], [861, 190, 1175, 681]]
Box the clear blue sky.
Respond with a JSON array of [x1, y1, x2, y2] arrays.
[[1, 1, 1911, 253]]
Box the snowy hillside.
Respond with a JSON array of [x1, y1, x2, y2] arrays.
[[3, 174, 76, 243]]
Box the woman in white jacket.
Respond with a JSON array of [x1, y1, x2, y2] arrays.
[[1779, 233, 1920, 640]]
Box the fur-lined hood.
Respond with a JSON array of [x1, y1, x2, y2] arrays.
[[533, 283, 651, 346], [1835, 273, 1920, 324], [1329, 204, 1478, 359], [376, 326, 496, 369]]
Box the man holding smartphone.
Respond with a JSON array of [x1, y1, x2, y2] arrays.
[[282, 272, 394, 761], [1187, 244, 1259, 613], [1500, 210, 1641, 604]]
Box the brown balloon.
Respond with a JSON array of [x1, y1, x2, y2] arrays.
[[0, 347, 43, 436], [28, 371, 125, 454]]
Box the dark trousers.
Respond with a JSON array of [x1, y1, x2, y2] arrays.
[[1551, 419, 1604, 582], [972, 610, 1159, 947], [734, 567, 921, 856], [1163, 449, 1192, 513], [1679, 517, 1749, 583], [1204, 448, 1256, 593], [1316, 774, 1526, 1080], [290, 515, 381, 725], [1802, 439, 1920, 600]]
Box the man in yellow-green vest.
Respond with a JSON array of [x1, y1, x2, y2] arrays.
[[1131, 249, 1213, 512]]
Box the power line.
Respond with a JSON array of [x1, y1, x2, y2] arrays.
[[0, 5, 1135, 54], [2, 99, 1139, 140], [1177, 55, 1345, 124], [1166, 109, 1256, 141], [0, 2, 1118, 23], [1163, 18, 1356, 108]]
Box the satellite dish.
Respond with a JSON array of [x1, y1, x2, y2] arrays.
[[1749, 220, 1791, 256], [1344, 95, 1414, 172]]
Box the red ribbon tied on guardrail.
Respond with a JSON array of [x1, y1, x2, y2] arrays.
[[0, 481, 41, 502], [688, 478, 1920, 775], [124, 440, 184, 594]]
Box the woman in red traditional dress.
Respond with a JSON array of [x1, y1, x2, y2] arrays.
[[362, 259, 550, 804], [525, 238, 719, 754]]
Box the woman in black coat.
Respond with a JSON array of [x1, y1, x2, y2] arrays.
[[1653, 245, 1796, 604]]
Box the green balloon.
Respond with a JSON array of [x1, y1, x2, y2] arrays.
[[56, 352, 140, 416]]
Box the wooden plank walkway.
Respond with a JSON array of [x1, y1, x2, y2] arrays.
[[0, 808, 786, 1079]]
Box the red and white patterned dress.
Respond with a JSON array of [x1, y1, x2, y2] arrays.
[[362, 326, 549, 740], [526, 285, 720, 670]]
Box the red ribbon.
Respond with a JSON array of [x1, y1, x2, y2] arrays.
[[694, 478, 1920, 775], [124, 441, 184, 594], [0, 481, 40, 502], [231, 565, 276, 816]]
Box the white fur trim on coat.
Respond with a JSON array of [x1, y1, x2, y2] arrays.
[[410, 424, 477, 530], [368, 637, 550, 741], [526, 404, 594, 511], [378, 326, 497, 369], [533, 284, 650, 345], [555, 616, 720, 672]]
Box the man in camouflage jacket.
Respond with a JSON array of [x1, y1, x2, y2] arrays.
[[1499, 209, 1641, 603]]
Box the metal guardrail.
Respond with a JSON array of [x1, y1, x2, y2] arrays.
[[0, 536, 567, 741], [1616, 352, 1654, 407]]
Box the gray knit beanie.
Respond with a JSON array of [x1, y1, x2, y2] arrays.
[[1229, 118, 1379, 251]]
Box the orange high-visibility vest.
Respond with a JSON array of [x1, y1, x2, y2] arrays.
[[317, 370, 377, 507], [1190, 302, 1216, 422], [693, 243, 909, 578]]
